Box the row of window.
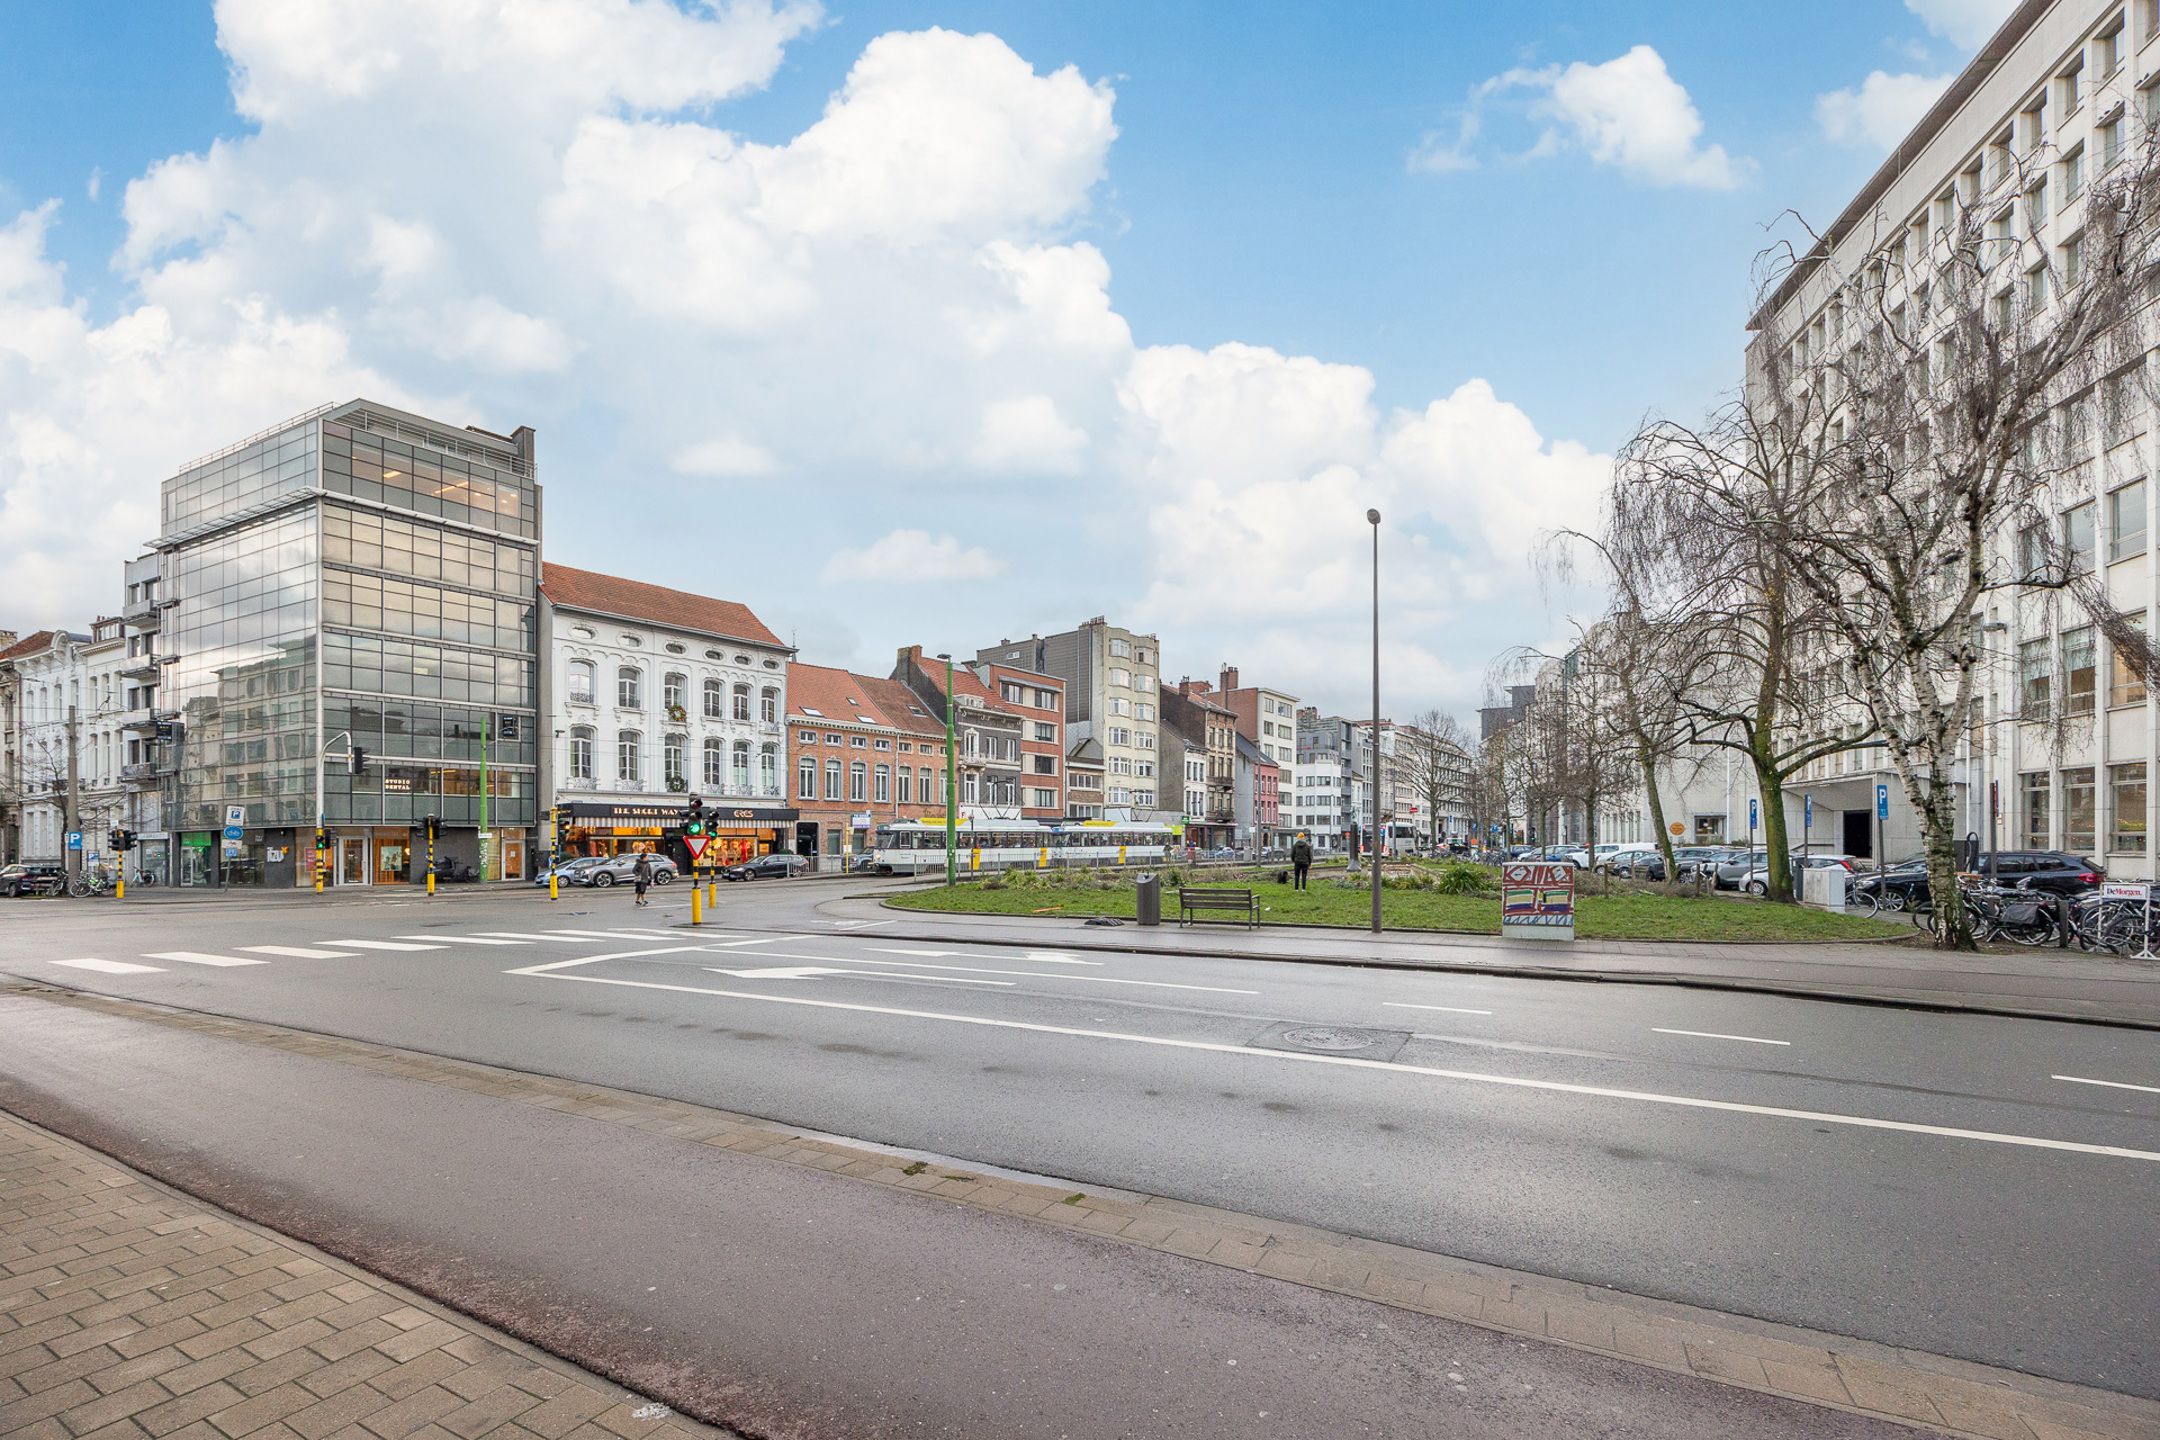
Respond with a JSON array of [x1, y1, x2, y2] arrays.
[[1106, 638, 1154, 664], [2017, 611, 2148, 717], [1106, 697, 1157, 720], [566, 729, 781, 796], [566, 660, 779, 720], [794, 728, 949, 759], [2021, 763, 2148, 853], [997, 681, 1061, 711]]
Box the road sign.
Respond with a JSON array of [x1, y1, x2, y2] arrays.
[[1876, 783, 1890, 819], [222, 825, 244, 841], [65, 831, 82, 852], [681, 834, 710, 865], [1748, 798, 1758, 830], [1804, 793, 1814, 828], [224, 805, 245, 827]]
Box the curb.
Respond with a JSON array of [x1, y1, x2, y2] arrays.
[[859, 902, 2160, 1032], [11, 980, 2154, 1440]]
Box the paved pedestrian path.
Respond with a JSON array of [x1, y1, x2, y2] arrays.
[[828, 895, 2160, 1028], [0, 1110, 732, 1440]]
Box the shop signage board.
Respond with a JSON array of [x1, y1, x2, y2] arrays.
[[1500, 861, 1575, 942]]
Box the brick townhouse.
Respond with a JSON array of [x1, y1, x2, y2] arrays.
[[893, 647, 1022, 811], [785, 663, 950, 868], [970, 659, 1065, 820]]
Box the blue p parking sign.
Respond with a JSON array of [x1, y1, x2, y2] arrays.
[[1748, 798, 1758, 830], [1877, 783, 1890, 819]]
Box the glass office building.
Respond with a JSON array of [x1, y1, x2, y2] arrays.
[[156, 400, 540, 887]]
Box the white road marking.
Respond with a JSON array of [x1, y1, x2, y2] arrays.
[[1653, 1028, 1790, 1047], [395, 935, 529, 946], [709, 966, 1012, 987], [1023, 950, 1101, 966], [322, 940, 443, 952], [54, 959, 164, 975], [238, 946, 355, 960], [471, 932, 594, 942], [2055, 1073, 2160, 1096], [830, 918, 897, 930], [512, 968, 2160, 1166], [502, 944, 720, 977], [750, 949, 1255, 994], [705, 935, 802, 947], [1384, 1002, 1494, 1017], [871, 947, 957, 957], [143, 951, 268, 968]]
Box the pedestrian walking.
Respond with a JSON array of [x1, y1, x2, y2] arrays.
[[1291, 834, 1313, 890], [632, 849, 653, 907]]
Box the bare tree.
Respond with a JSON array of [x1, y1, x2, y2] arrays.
[[1751, 126, 2160, 946], [1489, 647, 1634, 855], [1395, 709, 1474, 850]]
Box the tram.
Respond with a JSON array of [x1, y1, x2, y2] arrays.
[[868, 818, 1178, 875]]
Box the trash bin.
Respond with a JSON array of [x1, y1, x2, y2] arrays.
[[1135, 872, 1162, 927]]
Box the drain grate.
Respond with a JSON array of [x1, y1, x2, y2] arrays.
[[1248, 1021, 1411, 1064]]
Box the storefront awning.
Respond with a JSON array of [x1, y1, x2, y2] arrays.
[[562, 801, 798, 827]]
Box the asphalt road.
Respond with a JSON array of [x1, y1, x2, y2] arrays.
[[1, 881, 2156, 1403]]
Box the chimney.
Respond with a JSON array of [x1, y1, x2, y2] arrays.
[[1220, 665, 1239, 693]]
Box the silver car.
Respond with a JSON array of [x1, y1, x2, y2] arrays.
[[578, 853, 678, 888]]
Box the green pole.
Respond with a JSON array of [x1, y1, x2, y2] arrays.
[[479, 716, 490, 882], [943, 653, 958, 886]]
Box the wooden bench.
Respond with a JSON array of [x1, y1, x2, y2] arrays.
[[1178, 886, 1259, 928]]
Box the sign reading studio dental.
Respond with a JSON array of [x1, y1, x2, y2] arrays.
[[1500, 861, 1575, 942]]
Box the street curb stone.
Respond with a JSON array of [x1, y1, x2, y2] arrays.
[[7, 980, 2155, 1440]]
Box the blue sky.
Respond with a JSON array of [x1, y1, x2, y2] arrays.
[[0, 0, 2008, 716]]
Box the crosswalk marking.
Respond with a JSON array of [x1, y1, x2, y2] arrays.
[[471, 932, 590, 942], [143, 951, 268, 968], [321, 939, 443, 952], [395, 934, 529, 946], [239, 945, 355, 959], [55, 959, 165, 975]]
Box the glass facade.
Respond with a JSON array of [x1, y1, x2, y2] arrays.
[[156, 403, 540, 885]]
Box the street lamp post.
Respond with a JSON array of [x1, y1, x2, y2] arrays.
[[1368, 508, 1382, 935], [939, 652, 957, 886]]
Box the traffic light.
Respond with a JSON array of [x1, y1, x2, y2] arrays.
[[683, 795, 706, 837], [108, 827, 123, 852], [350, 746, 368, 776], [424, 814, 440, 843], [314, 826, 328, 853]]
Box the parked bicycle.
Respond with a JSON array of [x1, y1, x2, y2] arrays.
[[2066, 889, 2159, 956], [1911, 878, 2060, 945], [66, 865, 116, 899]]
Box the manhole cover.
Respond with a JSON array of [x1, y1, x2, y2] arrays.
[[1278, 1027, 1380, 1052], [1249, 1021, 1411, 1064]]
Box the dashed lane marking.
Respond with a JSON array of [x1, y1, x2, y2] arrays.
[[320, 940, 443, 952], [54, 959, 164, 975], [1384, 1002, 1494, 1016], [238, 946, 356, 959], [2055, 1073, 2160, 1096], [394, 934, 529, 946], [143, 951, 269, 968], [707, 966, 1012, 987], [1653, 1027, 1790, 1047], [507, 963, 2160, 1165], [746, 949, 1256, 994]]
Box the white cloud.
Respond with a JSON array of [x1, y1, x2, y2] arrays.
[[1412, 46, 1744, 190], [1905, 0, 2016, 49], [85, 168, 101, 202], [0, 0, 1606, 721], [1816, 70, 1954, 150], [822, 529, 1007, 583]]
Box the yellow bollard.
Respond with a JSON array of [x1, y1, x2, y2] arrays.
[[116, 876, 125, 901], [549, 872, 559, 900], [426, 870, 436, 897], [691, 882, 703, 927], [707, 878, 717, 906]]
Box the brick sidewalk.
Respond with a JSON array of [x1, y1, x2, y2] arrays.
[[0, 1111, 731, 1440]]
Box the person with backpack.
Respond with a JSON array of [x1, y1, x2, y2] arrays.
[[632, 849, 653, 907], [1291, 834, 1313, 890]]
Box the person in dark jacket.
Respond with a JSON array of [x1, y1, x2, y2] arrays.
[[633, 849, 653, 907], [1291, 835, 1313, 890]]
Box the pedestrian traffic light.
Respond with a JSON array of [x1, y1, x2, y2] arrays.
[[350, 747, 368, 776]]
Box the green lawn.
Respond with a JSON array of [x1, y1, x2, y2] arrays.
[[884, 869, 1911, 943]]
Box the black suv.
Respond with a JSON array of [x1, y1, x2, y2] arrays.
[[1, 862, 66, 897], [1867, 851, 2102, 909], [721, 853, 809, 881]]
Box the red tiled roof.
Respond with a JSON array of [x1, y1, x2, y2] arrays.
[[541, 563, 785, 650], [0, 630, 58, 664], [786, 662, 894, 728], [861, 676, 946, 738]]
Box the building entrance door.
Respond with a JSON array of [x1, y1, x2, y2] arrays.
[[338, 838, 369, 886], [499, 835, 525, 881]]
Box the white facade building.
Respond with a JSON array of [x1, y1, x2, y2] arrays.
[[539, 565, 794, 864], [6, 625, 129, 867]]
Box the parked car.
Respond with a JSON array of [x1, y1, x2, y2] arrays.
[[1591, 844, 1627, 867], [1669, 844, 1736, 878], [721, 852, 809, 881], [1531, 845, 1591, 868], [1711, 849, 1771, 889], [1737, 853, 1855, 896], [1604, 847, 1668, 880], [1, 862, 66, 898], [533, 856, 604, 887], [577, 853, 677, 888], [1203, 846, 1239, 860], [1864, 851, 2103, 910]]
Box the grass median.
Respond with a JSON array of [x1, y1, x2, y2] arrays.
[[884, 864, 1912, 942]]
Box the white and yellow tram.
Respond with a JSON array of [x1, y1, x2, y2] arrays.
[[870, 818, 1177, 875]]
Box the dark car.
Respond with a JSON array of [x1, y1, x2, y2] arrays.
[[721, 853, 809, 881], [1864, 850, 2102, 910], [1670, 844, 1735, 878], [1, 862, 66, 898], [578, 853, 678, 888]]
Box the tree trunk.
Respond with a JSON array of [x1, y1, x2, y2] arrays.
[[1917, 778, 1976, 950], [1640, 745, 1678, 894], [1753, 739, 1795, 903]]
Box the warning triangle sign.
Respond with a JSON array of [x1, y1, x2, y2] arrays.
[[682, 835, 710, 865]]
